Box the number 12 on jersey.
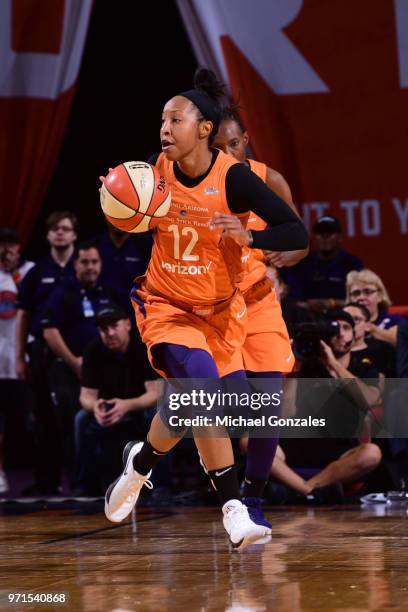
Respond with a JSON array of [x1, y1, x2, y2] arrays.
[[168, 224, 199, 261]]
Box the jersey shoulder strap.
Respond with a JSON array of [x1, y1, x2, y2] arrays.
[[247, 158, 267, 183]]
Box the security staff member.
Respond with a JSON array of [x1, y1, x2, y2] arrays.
[[16, 211, 78, 495], [16, 211, 78, 378]]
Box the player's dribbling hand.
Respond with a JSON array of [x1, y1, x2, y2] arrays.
[[98, 168, 113, 191], [209, 212, 251, 246]]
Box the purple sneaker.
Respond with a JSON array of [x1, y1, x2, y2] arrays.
[[242, 497, 272, 533]]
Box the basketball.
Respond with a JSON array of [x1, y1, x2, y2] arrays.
[[100, 161, 171, 232]]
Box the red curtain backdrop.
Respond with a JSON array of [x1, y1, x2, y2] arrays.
[[0, 0, 92, 244], [178, 0, 408, 304]]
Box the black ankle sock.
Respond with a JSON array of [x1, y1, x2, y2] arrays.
[[242, 476, 268, 499], [208, 465, 240, 505], [133, 438, 167, 475]]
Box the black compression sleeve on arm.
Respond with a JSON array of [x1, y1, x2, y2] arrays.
[[226, 164, 308, 251]]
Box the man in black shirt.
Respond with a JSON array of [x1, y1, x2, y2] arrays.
[[75, 305, 158, 495]]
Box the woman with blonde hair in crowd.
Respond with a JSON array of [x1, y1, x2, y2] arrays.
[[346, 269, 405, 347]]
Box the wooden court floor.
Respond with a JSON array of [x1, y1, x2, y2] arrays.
[[0, 502, 407, 611]]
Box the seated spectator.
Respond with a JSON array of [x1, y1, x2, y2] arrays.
[[346, 269, 406, 347], [0, 226, 34, 493], [95, 223, 152, 316], [264, 309, 382, 504], [343, 303, 371, 352], [283, 215, 363, 312], [41, 241, 118, 485], [344, 302, 395, 377], [75, 304, 158, 495]]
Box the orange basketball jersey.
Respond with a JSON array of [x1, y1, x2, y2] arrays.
[[238, 159, 268, 293], [146, 150, 246, 307]]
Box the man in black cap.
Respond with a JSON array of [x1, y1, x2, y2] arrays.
[[284, 215, 363, 311], [75, 304, 158, 495]]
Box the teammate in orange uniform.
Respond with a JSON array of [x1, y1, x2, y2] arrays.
[[104, 69, 308, 549], [212, 107, 308, 529]]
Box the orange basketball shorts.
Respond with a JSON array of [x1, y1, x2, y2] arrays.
[[224, 288, 294, 375], [131, 282, 246, 379]]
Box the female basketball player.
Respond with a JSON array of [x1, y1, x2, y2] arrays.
[[212, 107, 308, 529], [104, 69, 308, 549]]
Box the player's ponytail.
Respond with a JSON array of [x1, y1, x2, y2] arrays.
[[193, 67, 225, 102]]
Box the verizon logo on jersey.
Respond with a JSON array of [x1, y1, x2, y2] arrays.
[[161, 261, 212, 275]]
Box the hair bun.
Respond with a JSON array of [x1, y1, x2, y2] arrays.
[[194, 67, 225, 101]]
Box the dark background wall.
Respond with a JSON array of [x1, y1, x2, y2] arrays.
[[25, 1, 196, 259]]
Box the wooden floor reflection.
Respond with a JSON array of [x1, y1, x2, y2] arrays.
[[0, 502, 408, 611]]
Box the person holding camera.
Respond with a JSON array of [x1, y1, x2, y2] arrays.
[[269, 309, 382, 503], [75, 304, 158, 496], [344, 302, 395, 377]]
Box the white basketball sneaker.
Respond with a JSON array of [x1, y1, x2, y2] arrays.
[[222, 499, 270, 550], [105, 441, 153, 523]]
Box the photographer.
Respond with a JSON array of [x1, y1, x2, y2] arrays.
[[269, 309, 382, 503], [75, 305, 158, 495], [344, 302, 395, 377]]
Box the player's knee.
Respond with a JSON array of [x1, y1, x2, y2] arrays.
[[356, 443, 382, 471], [159, 409, 189, 436]]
